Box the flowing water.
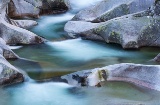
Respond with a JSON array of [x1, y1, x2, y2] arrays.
[[2, 0, 160, 105]]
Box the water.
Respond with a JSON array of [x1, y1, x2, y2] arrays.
[[1, 81, 160, 105], [3, 0, 160, 105]]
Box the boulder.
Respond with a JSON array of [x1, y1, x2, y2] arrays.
[[8, 0, 42, 19], [0, 0, 45, 45], [0, 55, 24, 85], [62, 63, 160, 91], [65, 1, 160, 49], [8, 0, 70, 19], [0, 18, 45, 45], [0, 38, 19, 59], [40, 0, 71, 15], [0, 38, 24, 86], [72, 0, 154, 22]]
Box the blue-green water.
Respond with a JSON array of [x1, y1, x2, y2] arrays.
[[2, 0, 160, 105]]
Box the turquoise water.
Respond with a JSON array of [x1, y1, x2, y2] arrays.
[[2, 0, 160, 105]]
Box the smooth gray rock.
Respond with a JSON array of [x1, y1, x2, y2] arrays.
[[0, 18, 45, 45], [10, 19, 38, 29], [0, 0, 45, 45], [0, 55, 24, 85], [8, 0, 42, 19], [0, 38, 19, 59], [8, 0, 70, 19], [65, 1, 160, 49], [0, 38, 24, 86], [62, 63, 160, 91], [72, 0, 154, 22]]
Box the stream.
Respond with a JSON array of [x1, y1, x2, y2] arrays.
[[1, 0, 160, 105]]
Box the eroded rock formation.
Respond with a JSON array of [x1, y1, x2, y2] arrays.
[[65, 0, 160, 49], [72, 0, 154, 22], [8, 0, 71, 19], [62, 63, 160, 91]]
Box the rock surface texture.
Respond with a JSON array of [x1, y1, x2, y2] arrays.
[[8, 0, 71, 19], [72, 0, 154, 22], [65, 0, 160, 49], [62, 63, 160, 91]]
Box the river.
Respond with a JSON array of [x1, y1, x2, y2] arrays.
[[1, 0, 160, 105]]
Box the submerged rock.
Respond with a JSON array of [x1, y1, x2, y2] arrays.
[[62, 63, 160, 91], [65, 0, 160, 49], [8, 0, 70, 19], [72, 0, 154, 22]]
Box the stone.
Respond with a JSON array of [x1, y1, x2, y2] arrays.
[[65, 0, 160, 49], [8, 0, 71, 19], [0, 18, 45, 45], [0, 38, 19, 59], [40, 0, 71, 15], [0, 55, 24, 85], [72, 0, 154, 22], [62, 63, 160, 91], [8, 0, 42, 19], [10, 19, 38, 29]]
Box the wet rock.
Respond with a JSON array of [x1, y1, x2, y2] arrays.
[[62, 63, 160, 91], [65, 0, 160, 49], [72, 0, 154, 22], [8, 0, 70, 19]]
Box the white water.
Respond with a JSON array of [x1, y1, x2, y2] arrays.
[[2, 82, 87, 105], [47, 38, 143, 61], [70, 0, 102, 11]]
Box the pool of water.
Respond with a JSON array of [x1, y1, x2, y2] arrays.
[[3, 0, 160, 105]]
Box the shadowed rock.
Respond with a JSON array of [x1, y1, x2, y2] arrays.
[[61, 63, 160, 91]]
